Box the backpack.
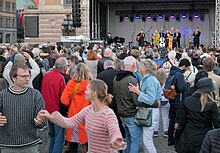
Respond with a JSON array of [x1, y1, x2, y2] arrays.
[[163, 74, 177, 100]]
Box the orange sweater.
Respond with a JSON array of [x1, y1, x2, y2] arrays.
[[61, 79, 91, 143]]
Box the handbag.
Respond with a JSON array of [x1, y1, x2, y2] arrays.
[[134, 107, 152, 127]]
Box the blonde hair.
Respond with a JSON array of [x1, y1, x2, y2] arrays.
[[89, 79, 113, 105], [140, 59, 157, 76], [200, 92, 215, 112], [72, 63, 90, 83], [156, 68, 167, 86]]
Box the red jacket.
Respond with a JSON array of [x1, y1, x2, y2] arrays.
[[41, 69, 68, 114]]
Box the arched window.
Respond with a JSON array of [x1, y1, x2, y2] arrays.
[[5, 34, 10, 43]]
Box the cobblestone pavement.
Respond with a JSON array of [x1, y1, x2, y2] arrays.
[[38, 128, 176, 153]]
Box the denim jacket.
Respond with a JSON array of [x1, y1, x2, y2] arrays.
[[138, 74, 162, 105]]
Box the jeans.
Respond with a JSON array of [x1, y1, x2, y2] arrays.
[[154, 103, 170, 132], [1, 145, 39, 153], [48, 121, 65, 153], [143, 108, 159, 153], [120, 117, 141, 153]]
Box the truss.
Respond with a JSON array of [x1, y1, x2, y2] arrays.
[[215, 0, 220, 47]]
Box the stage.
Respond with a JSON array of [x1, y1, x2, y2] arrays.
[[90, 0, 215, 48]]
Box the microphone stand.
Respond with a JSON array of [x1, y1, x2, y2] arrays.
[[147, 26, 153, 43]]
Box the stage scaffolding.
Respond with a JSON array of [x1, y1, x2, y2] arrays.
[[215, 0, 220, 47]]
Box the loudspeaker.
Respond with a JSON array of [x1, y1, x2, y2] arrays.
[[25, 16, 39, 37]]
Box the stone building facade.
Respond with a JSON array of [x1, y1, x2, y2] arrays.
[[0, 0, 17, 43], [24, 0, 89, 44]]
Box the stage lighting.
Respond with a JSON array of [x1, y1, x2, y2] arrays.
[[135, 15, 140, 19], [153, 16, 157, 22], [200, 15, 205, 21], [119, 15, 124, 22], [158, 15, 163, 19], [130, 15, 134, 22], [142, 16, 146, 22], [147, 15, 152, 19], [194, 14, 199, 18], [124, 15, 129, 20], [170, 15, 175, 19], [181, 14, 187, 19]]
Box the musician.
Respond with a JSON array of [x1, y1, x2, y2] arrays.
[[193, 27, 201, 49], [164, 29, 172, 48], [106, 32, 113, 46], [174, 28, 181, 48], [136, 29, 145, 47], [152, 30, 160, 47]]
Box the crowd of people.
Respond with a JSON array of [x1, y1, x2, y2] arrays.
[[0, 41, 220, 153]]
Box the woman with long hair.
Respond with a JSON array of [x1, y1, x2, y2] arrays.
[[38, 79, 126, 153], [154, 68, 170, 138], [175, 77, 220, 153], [60, 63, 91, 153]]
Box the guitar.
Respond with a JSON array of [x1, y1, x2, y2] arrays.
[[136, 35, 141, 41]]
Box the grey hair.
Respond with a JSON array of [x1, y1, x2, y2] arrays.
[[104, 60, 114, 69], [55, 57, 68, 70], [156, 68, 167, 86], [141, 59, 157, 76], [69, 65, 76, 79]]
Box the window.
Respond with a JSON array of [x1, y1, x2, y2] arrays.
[[6, 34, 10, 43], [64, 0, 72, 5], [0, 2, 3, 12], [6, 18, 10, 27], [0, 18, 2, 27], [6, 2, 10, 12], [12, 19, 15, 28], [12, 3, 16, 13]]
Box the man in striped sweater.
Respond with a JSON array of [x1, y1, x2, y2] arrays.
[[0, 64, 45, 153]]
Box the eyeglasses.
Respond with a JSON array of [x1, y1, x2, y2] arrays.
[[16, 75, 31, 79]]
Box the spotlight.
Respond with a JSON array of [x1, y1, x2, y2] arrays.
[[194, 14, 199, 18], [142, 16, 146, 22], [176, 16, 180, 22], [200, 15, 205, 21], [124, 15, 129, 20], [170, 15, 175, 19], [119, 15, 124, 22], [130, 15, 134, 22], [153, 16, 157, 22], [135, 15, 140, 19], [181, 14, 187, 19], [147, 15, 152, 19], [158, 15, 163, 19]]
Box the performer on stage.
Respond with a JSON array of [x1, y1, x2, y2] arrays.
[[136, 29, 145, 47], [152, 30, 160, 47], [193, 27, 201, 49], [106, 32, 113, 46], [174, 28, 181, 48], [164, 29, 170, 48]]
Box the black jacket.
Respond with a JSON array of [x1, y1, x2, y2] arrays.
[[175, 93, 220, 153], [97, 67, 118, 109], [200, 129, 220, 153]]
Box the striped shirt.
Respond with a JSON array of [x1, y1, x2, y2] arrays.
[[0, 87, 45, 147], [50, 105, 122, 153]]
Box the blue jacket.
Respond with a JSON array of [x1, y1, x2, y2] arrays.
[[169, 66, 190, 103], [138, 74, 162, 105]]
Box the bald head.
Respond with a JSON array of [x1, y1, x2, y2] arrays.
[[104, 60, 114, 69], [123, 56, 137, 72]]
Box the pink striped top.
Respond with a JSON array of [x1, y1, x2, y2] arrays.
[[50, 105, 122, 153]]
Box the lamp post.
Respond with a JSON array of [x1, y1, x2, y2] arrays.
[[61, 13, 74, 36]]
